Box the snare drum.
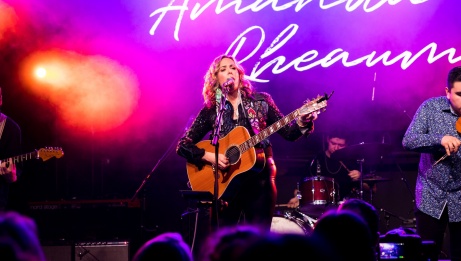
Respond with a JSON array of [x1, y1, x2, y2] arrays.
[[270, 210, 314, 235], [300, 176, 335, 205]]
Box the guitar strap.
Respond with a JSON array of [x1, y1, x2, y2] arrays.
[[241, 93, 268, 135], [0, 113, 6, 140]]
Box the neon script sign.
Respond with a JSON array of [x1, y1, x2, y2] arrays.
[[149, 0, 461, 82]]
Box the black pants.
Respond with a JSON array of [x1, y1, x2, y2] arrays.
[[218, 157, 277, 230], [415, 207, 461, 261]]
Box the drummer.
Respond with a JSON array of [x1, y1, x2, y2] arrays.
[[286, 129, 363, 212]]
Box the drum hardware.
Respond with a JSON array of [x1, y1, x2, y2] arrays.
[[296, 182, 302, 200], [331, 142, 393, 200], [362, 174, 391, 204], [380, 208, 416, 231], [294, 210, 317, 229], [270, 210, 314, 235], [363, 174, 391, 183], [316, 159, 322, 175]]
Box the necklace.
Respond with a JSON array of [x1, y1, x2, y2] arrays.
[[233, 89, 242, 120], [324, 155, 342, 174], [233, 106, 239, 119]]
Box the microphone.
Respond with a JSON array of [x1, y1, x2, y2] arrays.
[[222, 78, 234, 92]]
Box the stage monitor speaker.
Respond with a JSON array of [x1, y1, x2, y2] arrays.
[[74, 241, 129, 261]]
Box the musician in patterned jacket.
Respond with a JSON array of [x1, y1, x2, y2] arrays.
[[176, 54, 319, 230], [402, 66, 461, 260]]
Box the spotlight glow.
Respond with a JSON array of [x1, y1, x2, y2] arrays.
[[21, 49, 141, 132], [34, 67, 47, 78]]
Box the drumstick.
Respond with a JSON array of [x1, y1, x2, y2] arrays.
[[341, 161, 363, 183], [339, 161, 351, 172], [433, 154, 449, 166]]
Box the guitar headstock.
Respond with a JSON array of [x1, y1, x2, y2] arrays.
[[37, 147, 64, 161], [299, 91, 334, 115]]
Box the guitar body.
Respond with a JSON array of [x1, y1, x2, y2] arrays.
[[186, 126, 265, 200]]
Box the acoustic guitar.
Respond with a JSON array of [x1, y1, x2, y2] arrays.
[[186, 93, 332, 200]]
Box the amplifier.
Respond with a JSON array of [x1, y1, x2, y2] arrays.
[[43, 241, 129, 261], [29, 198, 141, 210], [75, 241, 129, 261], [28, 199, 141, 242]]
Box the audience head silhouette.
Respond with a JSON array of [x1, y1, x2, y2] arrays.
[[312, 209, 376, 261], [237, 232, 337, 261], [337, 198, 380, 246], [131, 232, 192, 261], [199, 224, 337, 261], [0, 211, 46, 261], [198, 225, 265, 261]]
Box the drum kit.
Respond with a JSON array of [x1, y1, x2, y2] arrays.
[[271, 142, 394, 235]]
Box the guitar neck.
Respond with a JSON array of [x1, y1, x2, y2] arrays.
[[1, 151, 38, 164], [240, 110, 300, 153], [238, 93, 330, 153]]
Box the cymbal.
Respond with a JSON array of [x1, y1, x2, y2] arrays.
[[362, 175, 391, 183], [331, 142, 393, 162]]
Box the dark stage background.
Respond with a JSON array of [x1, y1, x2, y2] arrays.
[[1, 0, 460, 259]]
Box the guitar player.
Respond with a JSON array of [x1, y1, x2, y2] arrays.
[[0, 86, 22, 211], [176, 54, 320, 231]]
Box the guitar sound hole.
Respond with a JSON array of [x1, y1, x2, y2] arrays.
[[226, 146, 241, 165]]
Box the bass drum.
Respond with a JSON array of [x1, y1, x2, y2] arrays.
[[270, 210, 314, 235]]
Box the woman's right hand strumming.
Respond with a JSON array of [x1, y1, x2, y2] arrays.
[[203, 152, 230, 170]]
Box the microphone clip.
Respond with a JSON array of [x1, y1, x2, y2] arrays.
[[222, 78, 234, 94]]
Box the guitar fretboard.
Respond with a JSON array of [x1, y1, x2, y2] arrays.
[[239, 96, 328, 153], [240, 110, 301, 152], [1, 151, 38, 164]]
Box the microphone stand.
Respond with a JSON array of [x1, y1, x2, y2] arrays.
[[210, 86, 228, 229], [130, 116, 194, 234], [357, 157, 364, 200], [396, 163, 416, 218], [130, 118, 192, 202]]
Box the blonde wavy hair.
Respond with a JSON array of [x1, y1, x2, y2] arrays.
[[202, 54, 254, 108]]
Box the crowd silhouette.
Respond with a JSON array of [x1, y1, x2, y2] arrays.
[[133, 198, 381, 261], [2, 198, 437, 261]]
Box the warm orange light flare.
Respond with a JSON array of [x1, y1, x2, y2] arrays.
[[20, 50, 141, 132]]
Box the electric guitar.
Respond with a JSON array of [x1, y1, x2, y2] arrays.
[[0, 147, 64, 172], [186, 92, 332, 200]]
